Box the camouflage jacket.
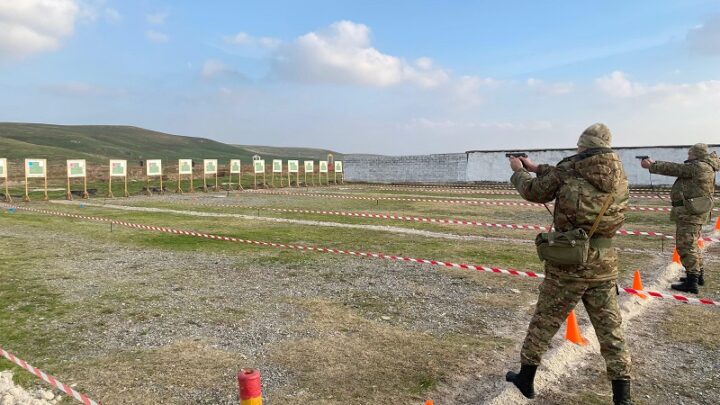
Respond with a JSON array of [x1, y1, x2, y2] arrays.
[[511, 149, 630, 281], [649, 153, 720, 224]]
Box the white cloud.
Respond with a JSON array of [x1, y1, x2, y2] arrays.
[[0, 0, 80, 60], [201, 59, 244, 80], [225, 32, 281, 49], [595, 71, 720, 106], [402, 118, 554, 131], [272, 20, 485, 92], [146, 11, 168, 25], [595, 71, 647, 98], [687, 15, 720, 55], [526, 78, 575, 95], [146, 30, 168, 43]]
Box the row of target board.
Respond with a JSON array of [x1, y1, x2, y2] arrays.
[[0, 158, 344, 178]]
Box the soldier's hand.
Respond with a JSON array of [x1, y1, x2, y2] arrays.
[[520, 157, 539, 173], [640, 158, 654, 169], [509, 156, 524, 172]]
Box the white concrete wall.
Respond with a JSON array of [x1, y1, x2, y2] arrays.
[[345, 145, 720, 186], [466, 146, 720, 185]]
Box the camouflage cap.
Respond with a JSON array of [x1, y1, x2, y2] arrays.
[[577, 123, 612, 149], [689, 143, 709, 158]]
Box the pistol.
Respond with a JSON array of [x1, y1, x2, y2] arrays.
[[505, 152, 528, 158], [635, 155, 650, 160]]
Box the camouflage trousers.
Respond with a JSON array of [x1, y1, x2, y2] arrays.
[[520, 276, 632, 380], [676, 222, 704, 276]]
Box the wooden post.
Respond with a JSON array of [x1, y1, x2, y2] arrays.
[[215, 172, 219, 191], [159, 175, 163, 194], [108, 166, 114, 198], [82, 174, 89, 199], [66, 176, 73, 200], [189, 170, 194, 193], [43, 175, 48, 201], [124, 173, 129, 197], [23, 169, 29, 202]]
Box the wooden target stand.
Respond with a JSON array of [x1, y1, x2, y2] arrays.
[[23, 159, 48, 202], [271, 160, 282, 188], [1, 160, 11, 203], [176, 160, 194, 194], [2, 178, 10, 203], [144, 160, 164, 196], [66, 175, 89, 200], [108, 174, 129, 198], [252, 156, 267, 189], [229, 160, 243, 191]]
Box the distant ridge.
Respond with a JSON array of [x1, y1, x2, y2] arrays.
[[0, 123, 342, 162]]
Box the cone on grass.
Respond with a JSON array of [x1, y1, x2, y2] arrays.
[[425, 401, 434, 405], [672, 248, 681, 265], [564, 310, 588, 346], [715, 216, 720, 232], [632, 270, 647, 299]]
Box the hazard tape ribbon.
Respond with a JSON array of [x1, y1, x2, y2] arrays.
[[0, 347, 99, 405], [239, 190, 720, 213], [189, 202, 720, 242], [340, 186, 674, 200], [4, 204, 717, 307]]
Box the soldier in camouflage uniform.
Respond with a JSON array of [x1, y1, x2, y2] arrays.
[[505, 123, 633, 404], [640, 144, 720, 293]]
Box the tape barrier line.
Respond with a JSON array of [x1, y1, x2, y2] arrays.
[[621, 288, 719, 306], [0, 347, 99, 405], [190, 202, 720, 243], [6, 205, 544, 279], [342, 186, 673, 200], [240, 190, 720, 214], [4, 204, 718, 307]]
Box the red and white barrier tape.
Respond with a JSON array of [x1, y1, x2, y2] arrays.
[[5, 204, 718, 307], [192, 202, 720, 242], [239, 190, 703, 213], [621, 288, 719, 306], [0, 347, 99, 405], [6, 205, 544, 279], [343, 186, 674, 200]]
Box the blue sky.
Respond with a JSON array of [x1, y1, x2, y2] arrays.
[[1, 0, 719, 154]]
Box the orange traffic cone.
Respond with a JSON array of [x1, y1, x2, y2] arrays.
[[715, 217, 720, 231], [632, 270, 647, 299], [698, 238, 706, 250], [672, 248, 681, 265], [565, 310, 588, 346], [425, 401, 434, 405]]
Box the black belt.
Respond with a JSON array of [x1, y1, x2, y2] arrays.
[[672, 200, 684, 207]]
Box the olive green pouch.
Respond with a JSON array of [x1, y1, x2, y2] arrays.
[[535, 193, 614, 265], [535, 228, 590, 265], [683, 195, 713, 215]]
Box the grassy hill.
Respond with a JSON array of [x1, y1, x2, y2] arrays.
[[238, 145, 343, 160], [0, 123, 341, 163]]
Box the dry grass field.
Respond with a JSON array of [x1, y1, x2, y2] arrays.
[[1, 184, 718, 404]]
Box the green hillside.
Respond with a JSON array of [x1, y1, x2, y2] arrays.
[[0, 123, 340, 163], [238, 144, 343, 160]]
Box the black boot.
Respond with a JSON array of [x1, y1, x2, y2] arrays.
[[671, 273, 699, 294], [612, 380, 633, 405], [506, 364, 537, 399], [679, 269, 705, 286]]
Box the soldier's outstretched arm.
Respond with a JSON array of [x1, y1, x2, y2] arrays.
[[649, 161, 694, 178], [511, 165, 562, 203]]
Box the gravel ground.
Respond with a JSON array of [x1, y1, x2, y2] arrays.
[[0, 217, 535, 404]]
